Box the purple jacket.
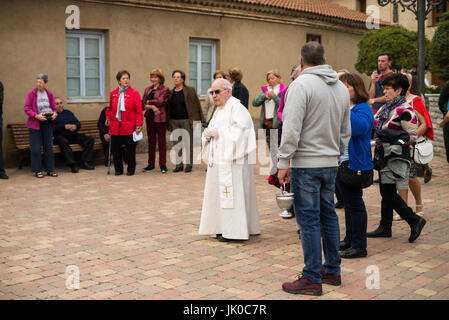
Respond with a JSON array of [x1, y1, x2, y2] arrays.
[[24, 88, 56, 130]]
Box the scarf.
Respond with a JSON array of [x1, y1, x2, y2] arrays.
[[116, 86, 129, 122], [374, 96, 406, 139]]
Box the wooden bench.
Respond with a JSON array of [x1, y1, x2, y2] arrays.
[[7, 120, 103, 169]]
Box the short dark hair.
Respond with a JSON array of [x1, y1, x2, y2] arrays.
[[382, 73, 409, 96], [301, 41, 325, 66], [172, 70, 186, 83], [116, 70, 130, 82], [339, 73, 369, 104], [378, 52, 392, 61]]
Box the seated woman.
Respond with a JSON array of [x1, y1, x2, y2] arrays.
[[367, 73, 426, 243]]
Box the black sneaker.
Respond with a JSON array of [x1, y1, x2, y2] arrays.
[[160, 165, 168, 173], [142, 165, 155, 172]]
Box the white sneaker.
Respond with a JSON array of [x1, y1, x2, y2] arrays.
[[279, 211, 293, 219], [393, 214, 402, 221]]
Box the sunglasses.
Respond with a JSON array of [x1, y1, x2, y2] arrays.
[[209, 89, 225, 95]]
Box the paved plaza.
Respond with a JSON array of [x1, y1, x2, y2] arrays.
[[1, 149, 449, 300]]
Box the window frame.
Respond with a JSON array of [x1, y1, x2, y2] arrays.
[[66, 30, 106, 103], [432, 0, 449, 26], [189, 39, 216, 98], [306, 34, 322, 44]]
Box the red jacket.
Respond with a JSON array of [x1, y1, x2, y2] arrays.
[[142, 84, 169, 123], [106, 86, 143, 136]]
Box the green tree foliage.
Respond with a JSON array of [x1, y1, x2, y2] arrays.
[[429, 11, 449, 82], [355, 25, 429, 75]]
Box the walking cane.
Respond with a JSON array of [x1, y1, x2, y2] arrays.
[[107, 138, 112, 175]]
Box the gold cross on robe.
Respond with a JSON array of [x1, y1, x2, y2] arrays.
[[223, 186, 231, 198]]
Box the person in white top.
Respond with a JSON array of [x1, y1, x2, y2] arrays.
[[199, 78, 260, 242]]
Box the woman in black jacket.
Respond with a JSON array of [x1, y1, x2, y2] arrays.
[[228, 67, 249, 109]]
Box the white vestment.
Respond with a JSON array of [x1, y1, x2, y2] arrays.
[[199, 96, 260, 240]]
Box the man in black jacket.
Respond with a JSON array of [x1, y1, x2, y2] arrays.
[[53, 98, 95, 172], [98, 106, 127, 166], [0, 81, 8, 179], [439, 80, 449, 163]]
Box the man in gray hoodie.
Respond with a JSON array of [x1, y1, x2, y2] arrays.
[[278, 42, 351, 296]]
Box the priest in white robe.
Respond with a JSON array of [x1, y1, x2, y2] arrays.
[[199, 78, 260, 242]]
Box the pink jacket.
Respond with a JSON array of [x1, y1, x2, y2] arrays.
[[24, 88, 56, 130], [276, 85, 289, 122]]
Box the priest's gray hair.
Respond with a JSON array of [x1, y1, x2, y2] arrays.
[[37, 74, 48, 83], [213, 78, 232, 91]]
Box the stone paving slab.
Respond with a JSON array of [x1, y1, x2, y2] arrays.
[[1, 150, 449, 300]]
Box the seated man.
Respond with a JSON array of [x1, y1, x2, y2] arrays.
[[98, 106, 127, 166], [98, 106, 111, 166], [53, 98, 95, 172]]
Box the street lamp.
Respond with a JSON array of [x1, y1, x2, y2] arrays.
[[378, 0, 443, 93]]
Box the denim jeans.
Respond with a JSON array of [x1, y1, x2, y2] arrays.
[[336, 176, 367, 249], [291, 167, 341, 283], [29, 122, 55, 173]]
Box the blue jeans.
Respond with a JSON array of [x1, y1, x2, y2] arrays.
[[29, 122, 54, 173], [291, 167, 341, 283]]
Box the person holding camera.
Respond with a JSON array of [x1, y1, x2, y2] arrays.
[[369, 52, 395, 114], [24, 74, 57, 178]]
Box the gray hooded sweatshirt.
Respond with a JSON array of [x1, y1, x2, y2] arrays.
[[278, 64, 351, 169]]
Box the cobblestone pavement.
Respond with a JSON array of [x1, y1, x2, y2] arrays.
[[1, 150, 449, 300]]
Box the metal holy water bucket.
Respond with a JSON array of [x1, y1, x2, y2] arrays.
[[276, 184, 294, 217]]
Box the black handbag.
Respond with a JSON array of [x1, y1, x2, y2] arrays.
[[337, 161, 373, 189]]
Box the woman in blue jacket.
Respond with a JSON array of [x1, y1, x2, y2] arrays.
[[337, 73, 374, 259]]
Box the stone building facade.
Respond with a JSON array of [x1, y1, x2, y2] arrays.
[[1, 0, 384, 165]]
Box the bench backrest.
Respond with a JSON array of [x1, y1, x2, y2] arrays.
[[7, 120, 101, 150]]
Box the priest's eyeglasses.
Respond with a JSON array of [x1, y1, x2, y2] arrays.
[[210, 89, 224, 95]]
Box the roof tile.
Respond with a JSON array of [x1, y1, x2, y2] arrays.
[[231, 0, 378, 23]]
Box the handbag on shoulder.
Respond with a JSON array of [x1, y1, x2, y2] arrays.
[[413, 136, 433, 164], [337, 161, 373, 189]]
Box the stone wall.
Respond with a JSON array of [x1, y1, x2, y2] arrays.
[[424, 94, 445, 158]]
